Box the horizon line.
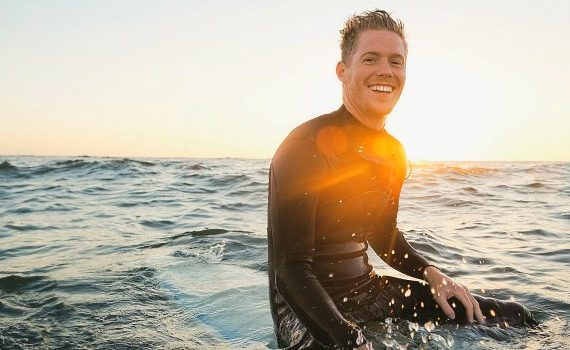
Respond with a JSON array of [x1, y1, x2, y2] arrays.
[[1, 154, 569, 163]]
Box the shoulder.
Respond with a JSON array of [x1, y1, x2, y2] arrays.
[[286, 111, 337, 143], [273, 110, 339, 160], [384, 131, 405, 159], [383, 130, 407, 177]]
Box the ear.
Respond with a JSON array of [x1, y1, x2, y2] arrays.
[[336, 61, 347, 83]]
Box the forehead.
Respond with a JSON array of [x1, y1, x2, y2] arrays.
[[353, 30, 406, 57]]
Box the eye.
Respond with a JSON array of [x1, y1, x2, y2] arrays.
[[391, 59, 404, 67], [363, 56, 376, 64]]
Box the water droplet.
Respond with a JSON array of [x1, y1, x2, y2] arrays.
[[342, 297, 348, 302], [328, 273, 334, 278], [404, 289, 411, 297], [351, 233, 356, 237], [420, 301, 425, 308], [391, 249, 395, 254], [409, 322, 419, 332], [490, 309, 496, 317], [404, 253, 409, 259]]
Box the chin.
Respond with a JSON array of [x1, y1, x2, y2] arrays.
[[369, 105, 394, 117]]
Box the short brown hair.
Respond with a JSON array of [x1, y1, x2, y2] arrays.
[[339, 9, 407, 62]]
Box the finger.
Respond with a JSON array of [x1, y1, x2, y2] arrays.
[[434, 295, 456, 320], [466, 290, 485, 324], [454, 290, 475, 323]]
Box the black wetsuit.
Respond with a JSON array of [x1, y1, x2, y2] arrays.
[[267, 106, 537, 349]]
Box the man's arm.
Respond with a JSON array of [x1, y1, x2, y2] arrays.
[[365, 143, 431, 280], [366, 184, 432, 280], [366, 144, 485, 324], [269, 137, 367, 349]]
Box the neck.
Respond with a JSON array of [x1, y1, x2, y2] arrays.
[[342, 97, 386, 131]]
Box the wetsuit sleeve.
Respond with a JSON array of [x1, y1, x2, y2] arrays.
[[269, 137, 366, 349], [366, 146, 431, 281]]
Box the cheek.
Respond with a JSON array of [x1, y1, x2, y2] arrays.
[[398, 71, 406, 84]]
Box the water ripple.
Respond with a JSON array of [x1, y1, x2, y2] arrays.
[[0, 157, 567, 348]]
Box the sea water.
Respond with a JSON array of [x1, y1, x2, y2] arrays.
[[0, 157, 568, 349]]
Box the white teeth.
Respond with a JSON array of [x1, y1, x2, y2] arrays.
[[370, 85, 393, 93]]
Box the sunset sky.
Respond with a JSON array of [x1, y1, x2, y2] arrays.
[[1, 0, 569, 161]]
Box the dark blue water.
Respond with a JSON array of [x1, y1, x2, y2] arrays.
[[0, 157, 568, 349]]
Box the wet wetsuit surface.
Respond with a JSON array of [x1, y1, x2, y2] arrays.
[[267, 106, 536, 349]]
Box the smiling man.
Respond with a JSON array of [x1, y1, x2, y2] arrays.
[[267, 10, 536, 350]]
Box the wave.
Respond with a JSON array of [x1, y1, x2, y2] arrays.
[[4, 223, 58, 232], [0, 158, 158, 180], [187, 163, 210, 170], [525, 182, 545, 188], [172, 241, 226, 263], [208, 174, 251, 187], [412, 163, 499, 176], [138, 228, 232, 249], [0, 275, 54, 293], [139, 219, 178, 229], [215, 202, 263, 210], [0, 160, 18, 171]]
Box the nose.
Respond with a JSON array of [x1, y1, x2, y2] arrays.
[[376, 59, 393, 77]]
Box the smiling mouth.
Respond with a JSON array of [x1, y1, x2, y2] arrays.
[[369, 85, 393, 93]]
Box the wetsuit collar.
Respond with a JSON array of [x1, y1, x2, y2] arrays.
[[337, 105, 387, 135]]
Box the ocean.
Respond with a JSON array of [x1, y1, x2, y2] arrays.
[[0, 156, 568, 349]]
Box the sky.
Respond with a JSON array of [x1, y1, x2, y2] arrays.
[[1, 0, 569, 161]]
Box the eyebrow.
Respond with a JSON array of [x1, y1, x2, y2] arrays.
[[360, 51, 405, 59]]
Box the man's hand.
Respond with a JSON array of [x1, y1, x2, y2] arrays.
[[423, 266, 485, 324]]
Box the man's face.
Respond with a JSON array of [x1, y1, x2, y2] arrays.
[[337, 30, 407, 120]]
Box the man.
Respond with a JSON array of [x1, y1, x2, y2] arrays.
[[267, 10, 536, 350]]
